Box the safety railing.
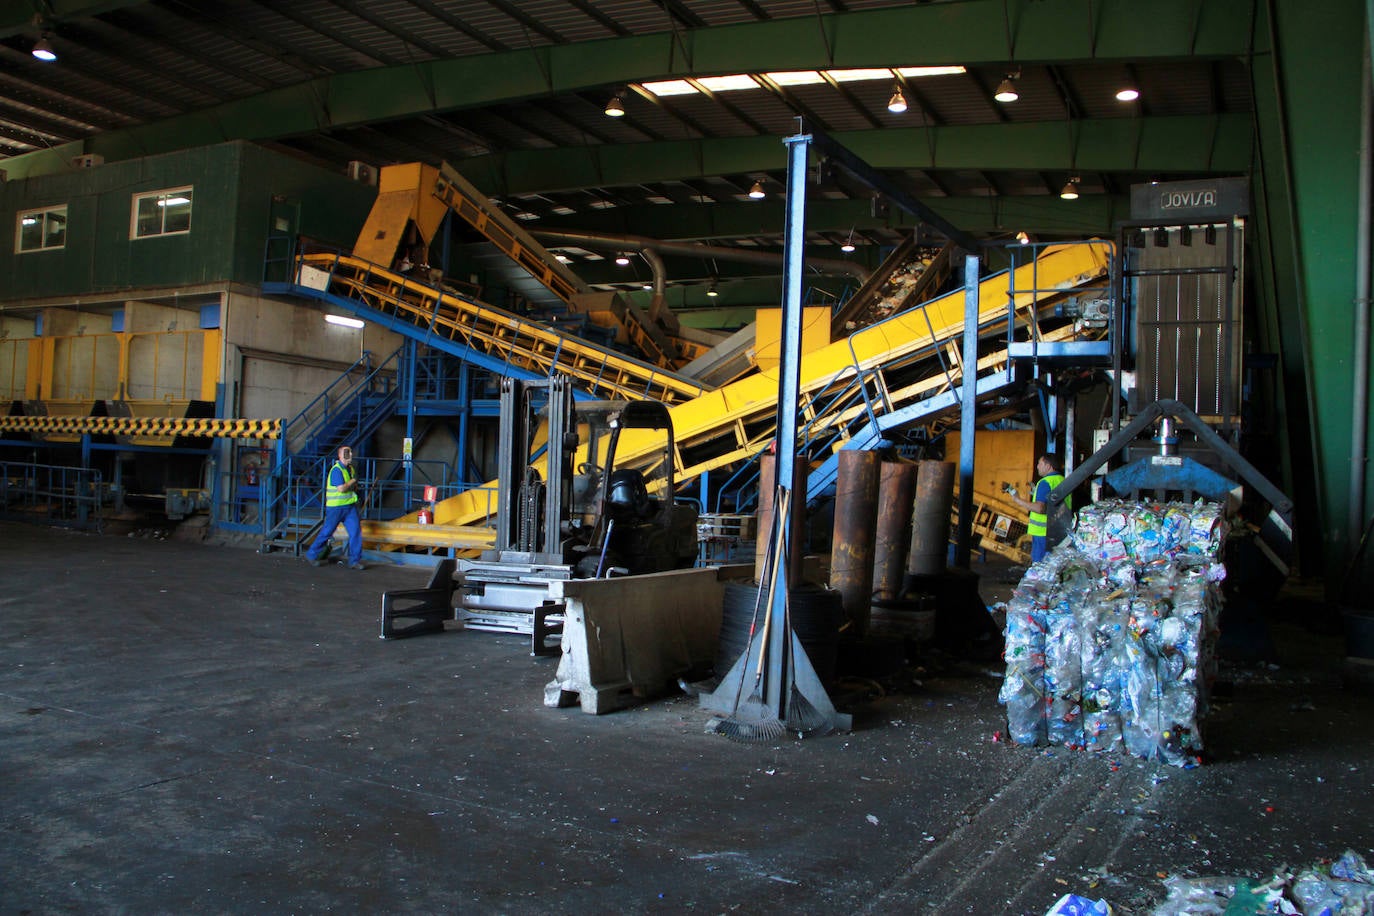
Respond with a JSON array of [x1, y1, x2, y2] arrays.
[[283, 345, 402, 458], [0, 460, 104, 530], [289, 249, 708, 405]]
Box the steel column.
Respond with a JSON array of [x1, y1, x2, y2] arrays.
[[954, 254, 980, 568], [872, 461, 918, 603], [830, 450, 881, 635]]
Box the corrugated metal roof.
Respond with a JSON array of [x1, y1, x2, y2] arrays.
[[0, 0, 1250, 255]]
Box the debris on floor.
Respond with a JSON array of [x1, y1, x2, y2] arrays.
[[1147, 849, 1374, 915]]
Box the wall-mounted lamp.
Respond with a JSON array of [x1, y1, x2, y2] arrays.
[[1059, 177, 1080, 200], [887, 85, 908, 114], [31, 35, 56, 62], [604, 95, 626, 117], [994, 73, 1020, 103], [325, 314, 365, 329], [1015, 231, 1030, 245], [748, 180, 766, 199]]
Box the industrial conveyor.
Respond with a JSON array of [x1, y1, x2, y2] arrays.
[[280, 235, 1108, 549], [423, 241, 1112, 528]]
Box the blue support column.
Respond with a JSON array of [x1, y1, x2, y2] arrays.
[[955, 254, 980, 569], [458, 364, 472, 485], [404, 339, 418, 508]]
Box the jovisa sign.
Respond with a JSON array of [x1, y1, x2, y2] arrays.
[[1130, 177, 1248, 220]]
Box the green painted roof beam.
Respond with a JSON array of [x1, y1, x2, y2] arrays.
[[529, 195, 1129, 242], [459, 115, 1250, 197], [0, 0, 151, 37], [1, 0, 1263, 175]]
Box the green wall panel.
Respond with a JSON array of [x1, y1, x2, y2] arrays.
[[1250, 0, 1368, 587], [0, 141, 375, 304]]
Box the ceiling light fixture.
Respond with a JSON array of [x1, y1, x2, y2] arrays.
[[841, 229, 856, 253], [706, 283, 719, 298], [1115, 86, 1140, 102], [603, 95, 625, 117], [887, 85, 908, 114], [748, 180, 766, 199], [1015, 231, 1030, 245], [994, 74, 1020, 103], [325, 314, 365, 329], [615, 253, 631, 266], [31, 35, 56, 62], [1059, 177, 1080, 200]]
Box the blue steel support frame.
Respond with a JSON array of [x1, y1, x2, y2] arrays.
[[404, 339, 418, 510], [955, 254, 979, 569]]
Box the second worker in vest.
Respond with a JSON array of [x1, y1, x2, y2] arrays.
[[306, 445, 365, 570], [1005, 452, 1069, 564]]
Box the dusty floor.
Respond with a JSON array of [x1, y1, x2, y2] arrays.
[[2, 520, 1372, 914]]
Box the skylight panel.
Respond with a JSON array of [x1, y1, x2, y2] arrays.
[[698, 74, 758, 92], [642, 79, 697, 97]]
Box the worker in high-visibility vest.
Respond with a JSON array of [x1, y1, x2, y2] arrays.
[[306, 445, 365, 570], [1006, 453, 1069, 563]]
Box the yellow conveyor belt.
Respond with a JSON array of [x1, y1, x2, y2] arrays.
[[297, 253, 705, 406], [421, 241, 1112, 530]]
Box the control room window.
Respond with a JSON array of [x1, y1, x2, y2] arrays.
[[132, 187, 193, 239], [16, 206, 67, 253]]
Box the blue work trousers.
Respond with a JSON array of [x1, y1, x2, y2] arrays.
[[308, 504, 362, 564]]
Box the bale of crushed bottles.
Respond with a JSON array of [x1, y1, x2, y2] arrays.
[[998, 499, 1228, 766]]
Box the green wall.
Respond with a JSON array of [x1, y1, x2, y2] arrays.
[[0, 141, 375, 304], [1249, 0, 1370, 594]]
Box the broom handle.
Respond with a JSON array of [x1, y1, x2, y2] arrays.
[[753, 487, 791, 685]]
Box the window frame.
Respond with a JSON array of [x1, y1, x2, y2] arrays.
[[130, 186, 194, 240], [15, 205, 68, 253]]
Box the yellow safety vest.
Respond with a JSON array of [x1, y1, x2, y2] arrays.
[[325, 462, 358, 508], [1027, 473, 1067, 537]]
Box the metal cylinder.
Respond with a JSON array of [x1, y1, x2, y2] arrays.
[[906, 460, 956, 577], [829, 450, 881, 635], [872, 461, 918, 603], [756, 453, 806, 587]]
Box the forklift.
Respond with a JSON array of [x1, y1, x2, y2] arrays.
[[381, 374, 698, 653]]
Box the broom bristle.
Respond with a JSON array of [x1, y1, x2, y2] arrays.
[[786, 688, 837, 739], [705, 715, 786, 743]]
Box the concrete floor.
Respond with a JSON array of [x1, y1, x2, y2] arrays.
[[3, 519, 1373, 914]]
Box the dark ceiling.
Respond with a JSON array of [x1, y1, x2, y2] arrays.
[[0, 0, 1258, 298]]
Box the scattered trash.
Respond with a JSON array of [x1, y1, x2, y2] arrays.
[[999, 499, 1227, 766], [1150, 850, 1374, 915], [1044, 892, 1113, 915]]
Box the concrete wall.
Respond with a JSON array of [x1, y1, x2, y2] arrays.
[[223, 291, 405, 421], [0, 317, 30, 402]]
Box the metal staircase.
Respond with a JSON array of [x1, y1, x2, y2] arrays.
[[260, 347, 404, 554]]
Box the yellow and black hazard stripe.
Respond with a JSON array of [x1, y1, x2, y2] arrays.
[[0, 416, 283, 439]]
